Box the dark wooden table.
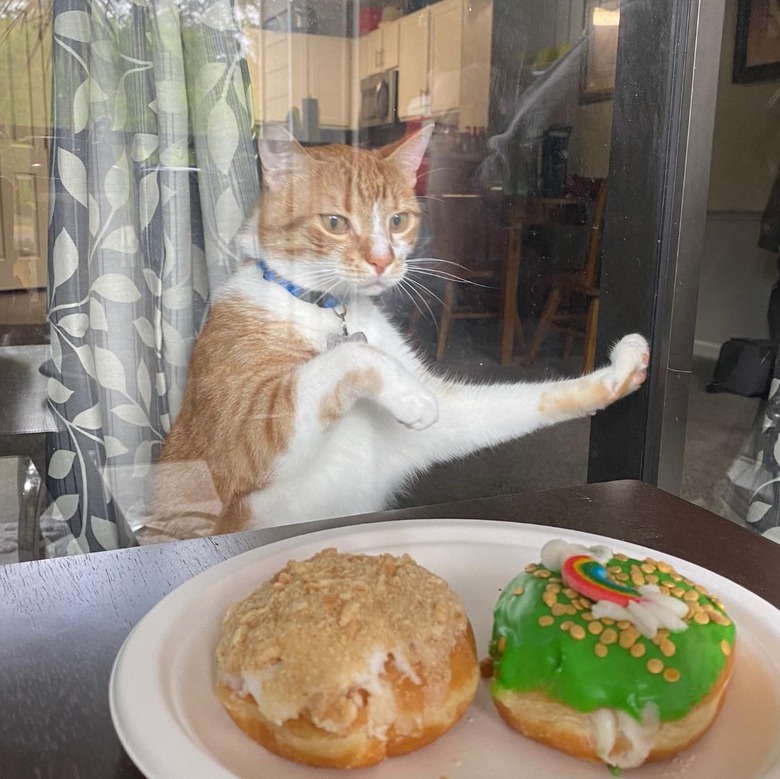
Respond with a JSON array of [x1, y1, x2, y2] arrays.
[[2, 480, 778, 778]]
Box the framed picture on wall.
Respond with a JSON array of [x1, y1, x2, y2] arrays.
[[580, 0, 621, 103], [734, 0, 780, 83]]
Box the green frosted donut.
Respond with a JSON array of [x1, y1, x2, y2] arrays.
[[489, 552, 736, 724]]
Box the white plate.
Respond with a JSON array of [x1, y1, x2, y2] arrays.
[[109, 520, 780, 778]]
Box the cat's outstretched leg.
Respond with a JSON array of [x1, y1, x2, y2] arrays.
[[538, 333, 649, 422], [393, 333, 650, 471]]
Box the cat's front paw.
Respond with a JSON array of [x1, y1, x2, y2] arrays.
[[605, 333, 650, 399], [386, 387, 439, 430]]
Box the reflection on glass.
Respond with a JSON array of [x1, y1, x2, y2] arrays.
[[0, 0, 690, 562], [0, 0, 627, 559], [13, 174, 39, 258]]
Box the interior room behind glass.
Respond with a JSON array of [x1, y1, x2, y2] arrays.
[[3, 0, 775, 561]]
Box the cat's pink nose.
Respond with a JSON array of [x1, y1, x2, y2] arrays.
[[367, 252, 393, 275]]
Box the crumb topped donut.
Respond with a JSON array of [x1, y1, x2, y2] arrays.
[[215, 548, 479, 768], [486, 540, 736, 770]]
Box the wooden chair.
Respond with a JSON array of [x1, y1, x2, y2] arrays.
[[525, 179, 608, 372], [411, 194, 503, 361]]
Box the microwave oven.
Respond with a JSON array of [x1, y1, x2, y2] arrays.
[[359, 69, 398, 128]]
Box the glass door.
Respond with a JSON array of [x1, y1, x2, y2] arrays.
[[0, 0, 747, 559]]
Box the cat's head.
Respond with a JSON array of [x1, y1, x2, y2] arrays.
[[251, 125, 432, 298]]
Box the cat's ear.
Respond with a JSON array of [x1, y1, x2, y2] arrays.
[[379, 124, 434, 187], [259, 124, 308, 190]]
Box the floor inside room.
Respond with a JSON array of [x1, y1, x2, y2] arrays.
[[0, 289, 764, 565]]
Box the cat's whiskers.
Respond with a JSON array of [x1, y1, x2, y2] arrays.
[[407, 257, 474, 274], [407, 256, 497, 289], [402, 274, 448, 309], [410, 269, 495, 288], [395, 278, 440, 329]]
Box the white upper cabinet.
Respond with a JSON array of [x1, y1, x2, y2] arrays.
[[398, 8, 431, 119], [307, 35, 351, 128], [244, 0, 492, 133], [358, 21, 400, 80], [255, 31, 352, 129], [397, 0, 492, 129], [429, 0, 462, 115]]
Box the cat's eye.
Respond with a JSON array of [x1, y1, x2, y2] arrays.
[[321, 214, 350, 235], [389, 212, 410, 233]]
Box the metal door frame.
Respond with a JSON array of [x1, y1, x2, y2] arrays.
[[587, 0, 726, 490]]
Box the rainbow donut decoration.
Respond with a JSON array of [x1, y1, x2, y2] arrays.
[[541, 540, 689, 638], [562, 554, 642, 606]]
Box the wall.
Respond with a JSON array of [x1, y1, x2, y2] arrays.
[[707, 0, 780, 212], [693, 0, 780, 357], [694, 214, 777, 358]]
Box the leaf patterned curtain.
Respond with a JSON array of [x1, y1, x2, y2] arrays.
[[725, 359, 780, 544], [43, 0, 259, 554]]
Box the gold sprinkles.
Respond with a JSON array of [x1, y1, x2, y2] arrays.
[[588, 620, 604, 636], [660, 639, 677, 657], [600, 628, 618, 646], [647, 658, 664, 674], [508, 550, 733, 701], [569, 624, 586, 640]]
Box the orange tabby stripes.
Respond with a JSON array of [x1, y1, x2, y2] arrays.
[[150, 294, 315, 537], [320, 368, 384, 427]]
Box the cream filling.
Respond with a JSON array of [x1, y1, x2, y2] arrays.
[[590, 704, 660, 769], [230, 648, 420, 738]]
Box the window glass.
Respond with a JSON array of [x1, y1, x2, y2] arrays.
[[0, 0, 657, 561]]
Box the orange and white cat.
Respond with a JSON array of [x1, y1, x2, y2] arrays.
[[147, 126, 649, 540]]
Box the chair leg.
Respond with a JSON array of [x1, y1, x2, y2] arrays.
[[526, 285, 561, 367], [435, 280, 457, 361], [583, 296, 599, 373], [563, 334, 573, 359]]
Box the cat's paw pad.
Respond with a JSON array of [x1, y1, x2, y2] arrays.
[[606, 334, 650, 397], [389, 390, 438, 430]]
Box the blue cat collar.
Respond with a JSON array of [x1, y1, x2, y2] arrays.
[[256, 259, 342, 310]]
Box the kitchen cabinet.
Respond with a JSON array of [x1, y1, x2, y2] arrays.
[[261, 31, 306, 125], [397, 0, 492, 129], [398, 8, 431, 119], [358, 21, 400, 79], [255, 31, 352, 129], [306, 35, 351, 128], [429, 0, 462, 115]]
